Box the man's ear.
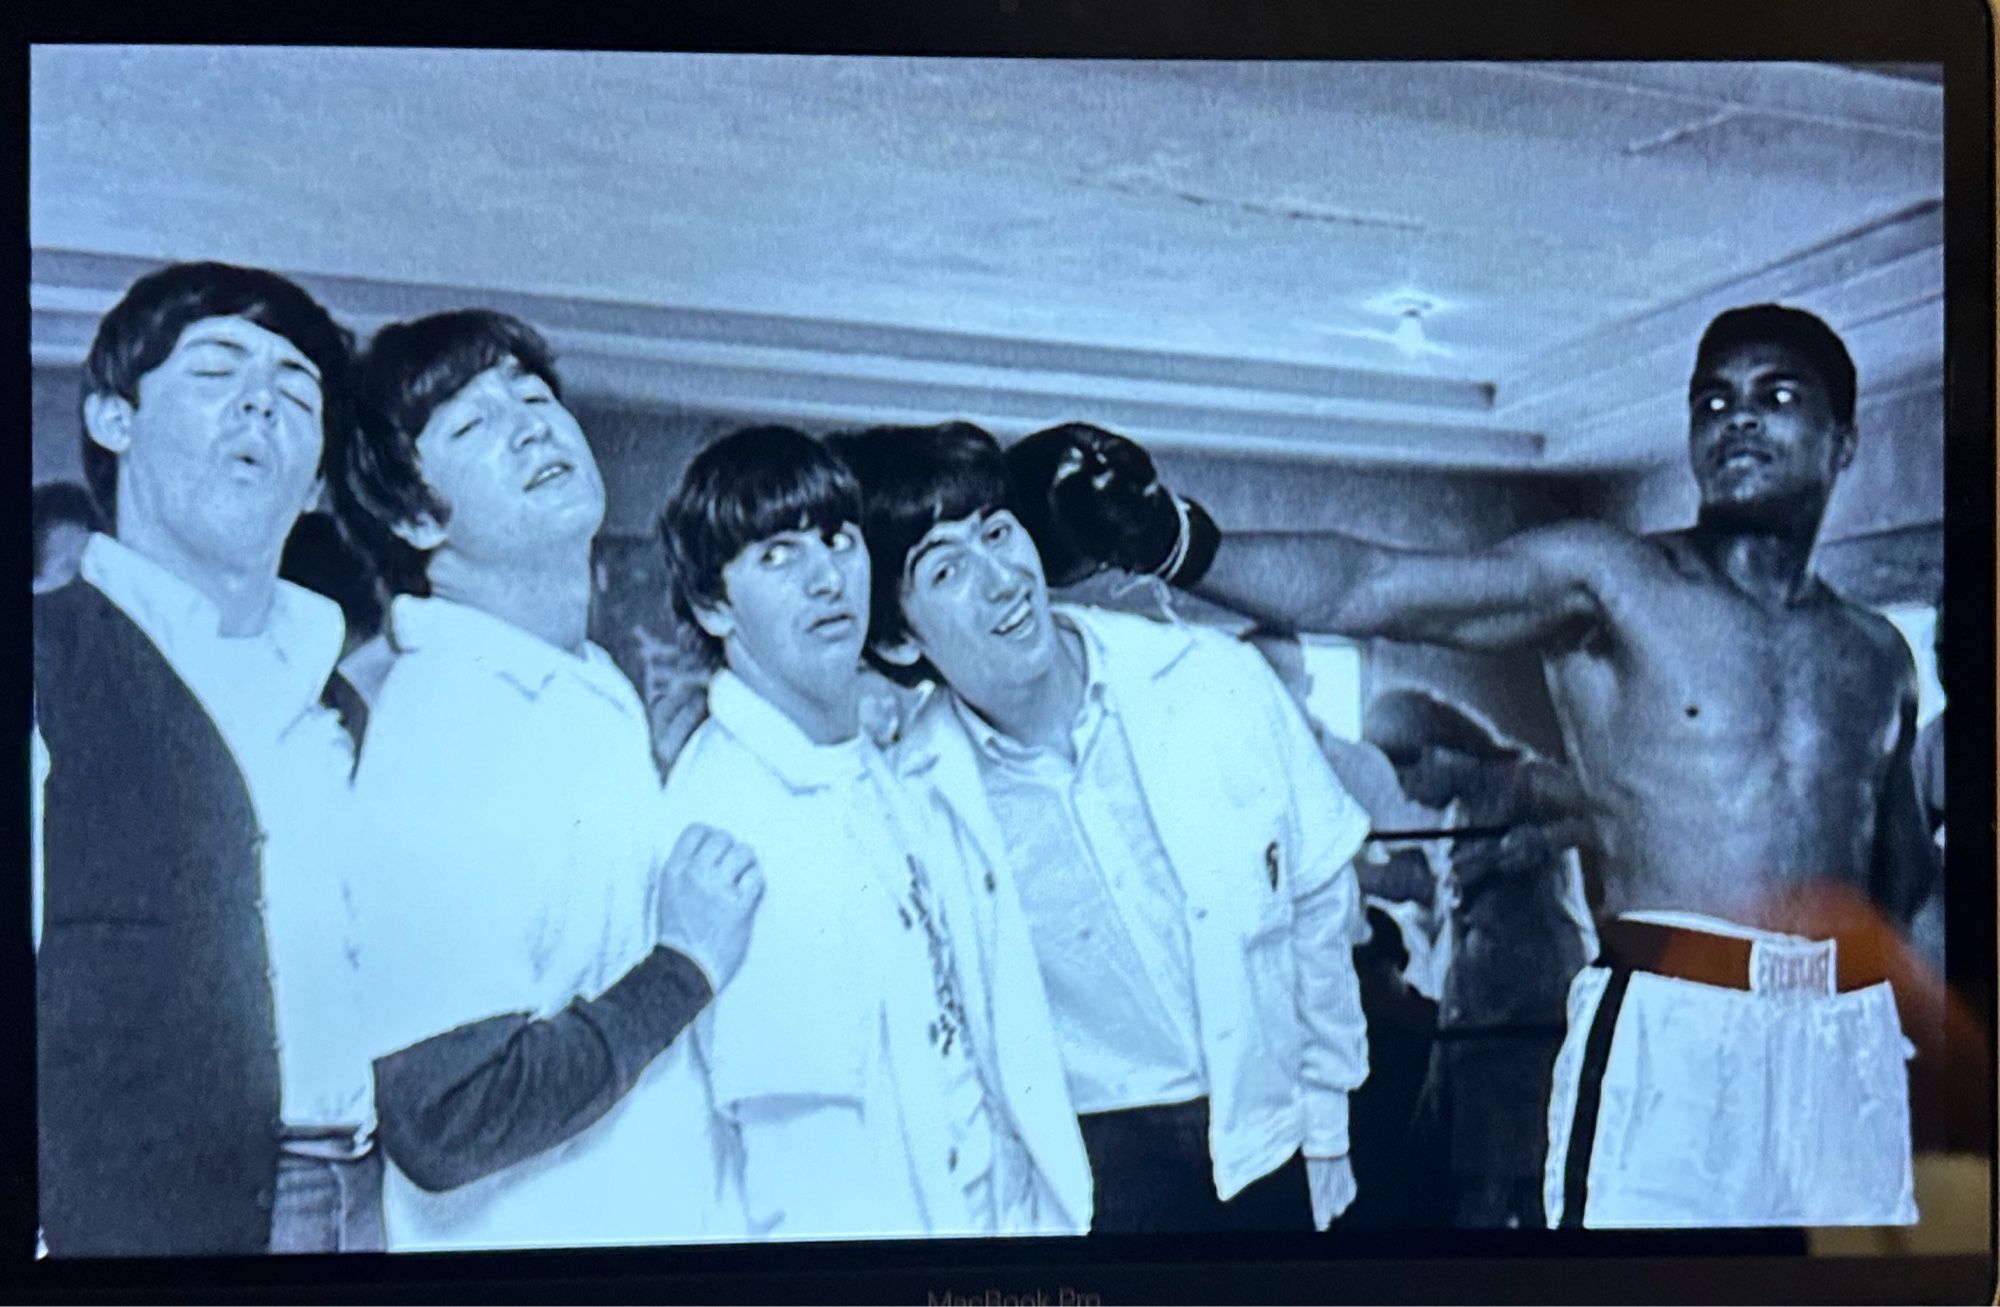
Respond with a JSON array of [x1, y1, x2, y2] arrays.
[[873, 633, 923, 668], [391, 512, 448, 552], [690, 597, 736, 643], [82, 393, 134, 454], [1832, 420, 1859, 472], [301, 475, 328, 517]]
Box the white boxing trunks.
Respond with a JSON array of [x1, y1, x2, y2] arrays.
[[1544, 912, 1917, 1229]]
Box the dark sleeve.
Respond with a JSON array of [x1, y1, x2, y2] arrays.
[[373, 946, 712, 1193]]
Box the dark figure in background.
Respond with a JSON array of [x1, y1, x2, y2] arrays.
[[279, 510, 388, 741], [1011, 304, 1936, 1226], [279, 511, 385, 654], [1367, 690, 1595, 1229], [32, 481, 101, 594]]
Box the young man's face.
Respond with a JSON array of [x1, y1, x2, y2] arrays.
[[892, 508, 1062, 706], [702, 523, 871, 718], [1687, 339, 1855, 520], [88, 315, 326, 566], [407, 357, 605, 561]]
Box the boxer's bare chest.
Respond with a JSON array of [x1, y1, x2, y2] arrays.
[[1544, 539, 1904, 914]]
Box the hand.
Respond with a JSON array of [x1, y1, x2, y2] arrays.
[[1357, 848, 1436, 908], [1307, 1155, 1357, 1230], [653, 824, 764, 991], [1004, 423, 1216, 586], [1451, 824, 1552, 891]]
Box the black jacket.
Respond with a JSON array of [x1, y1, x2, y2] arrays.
[[35, 581, 282, 1255]]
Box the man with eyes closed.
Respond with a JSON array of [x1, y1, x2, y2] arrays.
[[35, 262, 375, 1255], [1013, 304, 1939, 1229], [334, 311, 763, 1251]]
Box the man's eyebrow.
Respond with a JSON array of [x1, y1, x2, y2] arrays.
[[905, 532, 963, 576], [178, 334, 249, 358], [179, 333, 321, 382], [1756, 369, 1810, 387]]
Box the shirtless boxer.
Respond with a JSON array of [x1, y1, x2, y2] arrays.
[[1008, 304, 1937, 1228]]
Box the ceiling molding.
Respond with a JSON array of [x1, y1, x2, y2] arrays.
[[33, 246, 1550, 471], [30, 247, 1492, 410], [1494, 200, 1942, 436]]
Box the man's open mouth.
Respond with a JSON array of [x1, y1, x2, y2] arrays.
[[1714, 441, 1774, 471], [992, 599, 1033, 637], [524, 460, 574, 491], [809, 611, 855, 635], [223, 442, 271, 476]]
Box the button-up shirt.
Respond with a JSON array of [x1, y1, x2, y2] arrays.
[[348, 595, 736, 1250], [32, 533, 372, 1135], [951, 618, 1206, 1115]]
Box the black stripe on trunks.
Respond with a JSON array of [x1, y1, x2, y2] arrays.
[[1558, 964, 1634, 1230]]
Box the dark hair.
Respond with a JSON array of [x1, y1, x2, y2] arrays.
[[822, 422, 1015, 683], [79, 261, 354, 524], [336, 310, 564, 597], [1693, 304, 1857, 426], [32, 481, 102, 576], [1363, 689, 1517, 767], [659, 425, 864, 666], [278, 510, 386, 644]]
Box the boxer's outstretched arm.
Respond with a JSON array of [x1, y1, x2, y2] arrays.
[[1190, 521, 1622, 651]]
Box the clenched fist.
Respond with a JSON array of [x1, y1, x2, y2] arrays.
[[653, 823, 764, 992]]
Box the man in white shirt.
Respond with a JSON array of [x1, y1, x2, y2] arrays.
[[657, 425, 1091, 1240], [34, 261, 377, 1254], [331, 310, 763, 1250], [828, 422, 1372, 1233]]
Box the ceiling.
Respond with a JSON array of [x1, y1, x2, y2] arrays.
[[29, 49, 1944, 470]]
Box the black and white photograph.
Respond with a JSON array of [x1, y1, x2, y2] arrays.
[[27, 48, 1957, 1258]]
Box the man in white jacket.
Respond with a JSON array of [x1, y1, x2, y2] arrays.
[[828, 422, 1372, 1233], [333, 310, 763, 1250], [658, 425, 1092, 1240]]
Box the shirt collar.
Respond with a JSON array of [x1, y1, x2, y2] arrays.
[[79, 531, 344, 711], [706, 669, 870, 794], [1053, 601, 1198, 680], [949, 610, 1113, 763], [387, 594, 636, 715]]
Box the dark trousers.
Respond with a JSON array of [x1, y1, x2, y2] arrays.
[[1408, 1028, 1566, 1229], [1341, 927, 1441, 1228], [1078, 1097, 1313, 1233]]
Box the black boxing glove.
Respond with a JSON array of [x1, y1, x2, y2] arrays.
[[1004, 422, 1220, 588]]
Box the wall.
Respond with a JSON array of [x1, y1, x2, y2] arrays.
[[1588, 380, 1946, 606]]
